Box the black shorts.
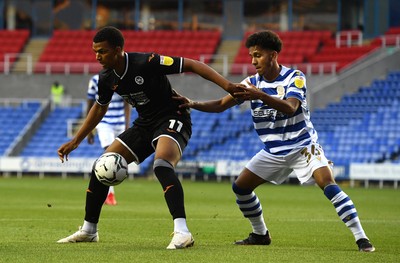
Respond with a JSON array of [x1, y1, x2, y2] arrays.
[[117, 113, 192, 164]]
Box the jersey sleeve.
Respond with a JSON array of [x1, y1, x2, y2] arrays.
[[287, 70, 306, 101], [96, 70, 114, 105], [146, 53, 183, 75], [87, 75, 98, 100]]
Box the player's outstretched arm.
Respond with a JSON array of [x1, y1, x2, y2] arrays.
[[57, 103, 108, 162], [182, 58, 243, 95], [173, 90, 237, 113]]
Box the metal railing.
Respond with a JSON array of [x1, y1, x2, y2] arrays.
[[199, 54, 229, 76], [335, 30, 363, 47], [4, 53, 33, 74], [2, 52, 341, 76], [379, 35, 400, 48]]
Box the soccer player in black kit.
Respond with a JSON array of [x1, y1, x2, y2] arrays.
[[56, 26, 242, 249]]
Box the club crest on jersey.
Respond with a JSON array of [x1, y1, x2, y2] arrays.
[[294, 76, 305, 89], [160, 55, 173, 66], [135, 76, 144, 85]]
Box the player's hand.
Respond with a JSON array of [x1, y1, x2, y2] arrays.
[[87, 132, 95, 144], [226, 83, 247, 95], [172, 90, 194, 109], [233, 81, 262, 101], [57, 141, 78, 163]]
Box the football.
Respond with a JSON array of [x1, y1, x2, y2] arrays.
[[94, 152, 128, 186]]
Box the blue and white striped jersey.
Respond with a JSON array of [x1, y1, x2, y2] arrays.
[[241, 66, 318, 156], [87, 74, 126, 129]]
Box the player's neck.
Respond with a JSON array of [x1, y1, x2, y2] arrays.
[[263, 64, 281, 81], [113, 52, 126, 76]]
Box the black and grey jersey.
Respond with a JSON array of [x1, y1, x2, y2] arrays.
[[97, 52, 189, 126]]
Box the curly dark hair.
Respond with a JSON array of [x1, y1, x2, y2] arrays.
[[245, 30, 282, 53], [93, 26, 124, 48]]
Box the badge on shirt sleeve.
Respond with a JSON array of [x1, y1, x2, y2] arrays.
[[294, 76, 305, 89], [160, 56, 174, 66]]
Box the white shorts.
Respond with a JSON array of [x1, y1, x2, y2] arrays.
[[245, 142, 331, 185], [96, 123, 125, 149]]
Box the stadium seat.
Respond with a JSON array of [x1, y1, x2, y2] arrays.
[[36, 30, 221, 73], [20, 105, 88, 157], [313, 71, 400, 165], [0, 101, 41, 155], [370, 26, 400, 47], [0, 30, 30, 72], [231, 30, 332, 75]]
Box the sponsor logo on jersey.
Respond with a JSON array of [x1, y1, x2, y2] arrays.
[[253, 108, 276, 119], [148, 53, 155, 62], [135, 76, 144, 85], [160, 55, 174, 66], [276, 85, 285, 96], [122, 92, 150, 106]]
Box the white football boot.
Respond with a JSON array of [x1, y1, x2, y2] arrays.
[[57, 226, 99, 243], [166, 231, 194, 249]]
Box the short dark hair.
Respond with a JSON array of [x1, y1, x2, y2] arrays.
[[245, 30, 282, 53], [93, 26, 124, 48]]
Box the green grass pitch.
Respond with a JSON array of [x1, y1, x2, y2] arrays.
[[0, 176, 399, 263]]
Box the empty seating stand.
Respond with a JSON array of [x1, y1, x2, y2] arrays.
[[123, 30, 221, 63], [231, 30, 332, 75], [35, 30, 100, 74], [35, 30, 221, 74], [0, 101, 41, 155], [307, 42, 378, 72], [231, 29, 383, 75], [20, 105, 92, 157], [312, 71, 400, 165], [0, 30, 30, 73], [371, 26, 400, 47]]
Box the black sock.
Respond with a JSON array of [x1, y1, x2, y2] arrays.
[[154, 165, 186, 219], [84, 170, 109, 223]]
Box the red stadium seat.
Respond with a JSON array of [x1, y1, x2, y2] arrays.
[[231, 30, 329, 75], [37, 30, 221, 74]]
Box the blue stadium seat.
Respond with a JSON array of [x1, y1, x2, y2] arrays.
[[314, 71, 400, 165]]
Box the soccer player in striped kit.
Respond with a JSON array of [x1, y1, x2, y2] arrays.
[[174, 30, 375, 252], [86, 74, 131, 205]]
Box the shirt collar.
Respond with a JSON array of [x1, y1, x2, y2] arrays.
[[113, 52, 129, 79]]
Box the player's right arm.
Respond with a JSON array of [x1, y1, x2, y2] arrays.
[[182, 58, 243, 96], [173, 91, 237, 113], [58, 103, 108, 162]]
